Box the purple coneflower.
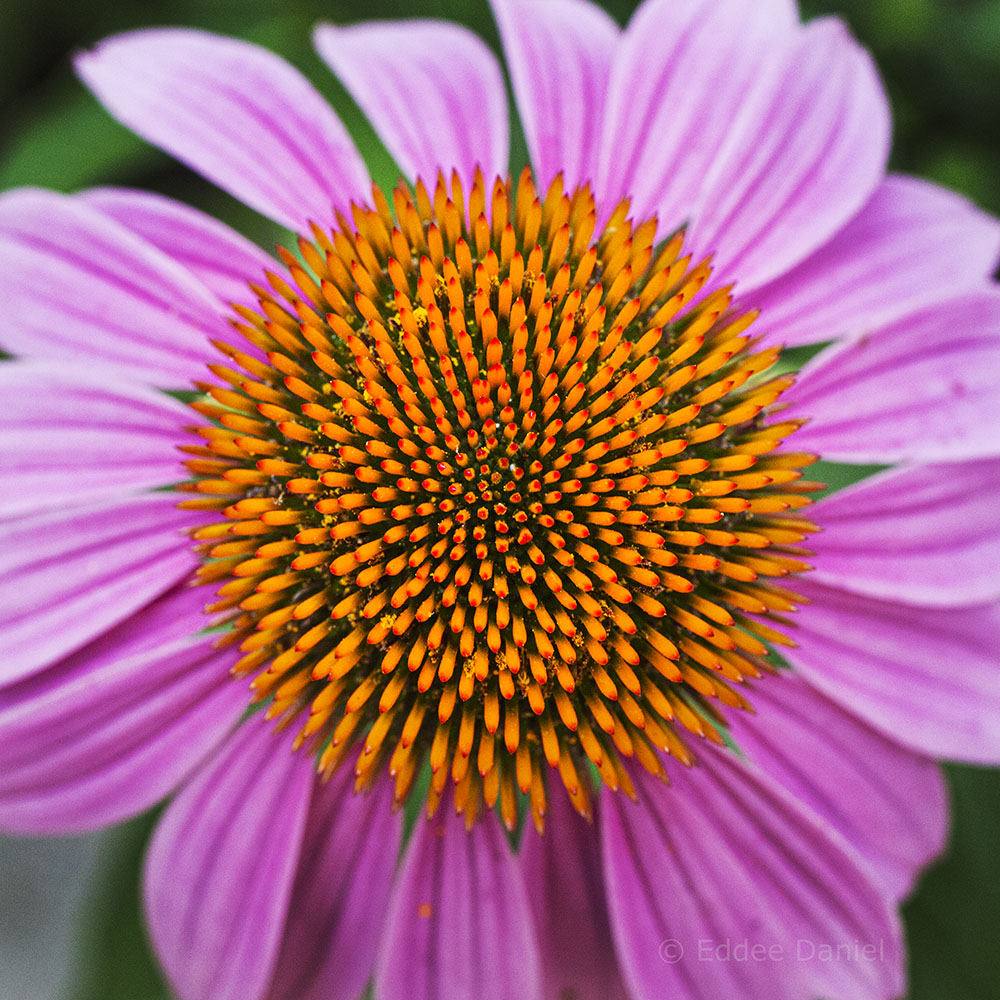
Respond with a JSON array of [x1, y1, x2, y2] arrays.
[[2, 1, 999, 998]]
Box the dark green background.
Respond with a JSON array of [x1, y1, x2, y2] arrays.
[[1, 1, 998, 998]]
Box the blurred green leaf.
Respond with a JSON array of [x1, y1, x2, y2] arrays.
[[0, 94, 156, 191], [809, 460, 888, 498], [66, 813, 169, 1000], [905, 765, 1000, 1000]]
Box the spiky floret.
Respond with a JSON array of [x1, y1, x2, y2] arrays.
[[179, 167, 819, 831]]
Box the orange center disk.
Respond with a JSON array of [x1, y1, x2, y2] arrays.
[[179, 166, 820, 832]]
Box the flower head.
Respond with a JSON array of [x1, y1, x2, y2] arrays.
[[184, 166, 818, 829], [1, 2, 999, 1000]]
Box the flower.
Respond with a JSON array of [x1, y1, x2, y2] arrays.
[[1, 1, 999, 999]]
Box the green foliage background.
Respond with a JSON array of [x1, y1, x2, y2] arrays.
[[1, 1, 998, 998]]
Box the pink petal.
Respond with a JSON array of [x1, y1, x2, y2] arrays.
[[601, 748, 904, 1000], [376, 797, 542, 1000], [0, 583, 245, 834], [0, 361, 189, 518], [145, 717, 313, 1000], [76, 29, 370, 232], [0, 188, 230, 387], [267, 769, 402, 1000], [784, 292, 1000, 463], [596, 0, 799, 230], [0, 493, 203, 684], [490, 0, 618, 191], [809, 460, 1000, 606], [751, 175, 1000, 347], [519, 788, 629, 1000], [314, 21, 508, 190], [687, 18, 890, 291], [785, 578, 1000, 764], [79, 187, 278, 311], [727, 673, 947, 900]]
